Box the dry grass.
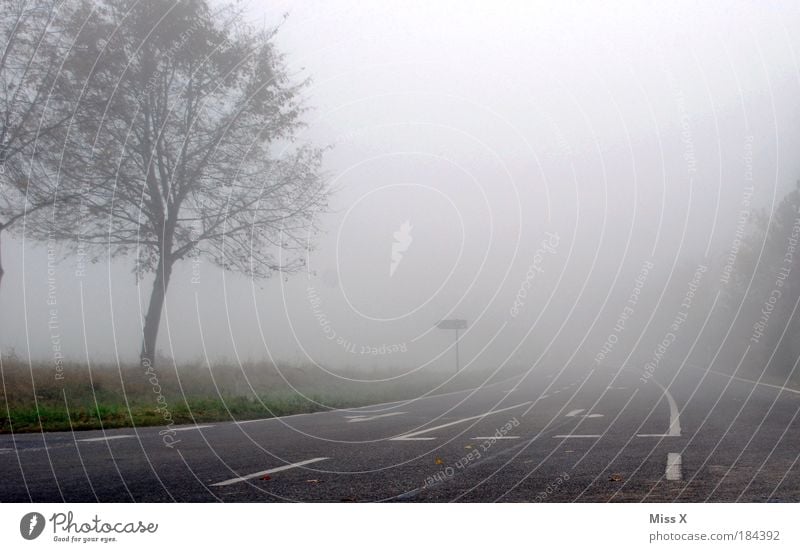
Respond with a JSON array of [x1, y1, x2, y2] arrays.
[[0, 352, 522, 433]]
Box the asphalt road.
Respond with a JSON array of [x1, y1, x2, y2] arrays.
[[2, 364, 798, 502]]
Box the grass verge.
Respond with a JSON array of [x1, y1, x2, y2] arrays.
[[0, 354, 524, 433]]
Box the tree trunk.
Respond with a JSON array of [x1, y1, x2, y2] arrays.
[[140, 252, 173, 368]]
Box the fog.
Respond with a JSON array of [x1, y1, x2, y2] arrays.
[[3, 0, 800, 384]]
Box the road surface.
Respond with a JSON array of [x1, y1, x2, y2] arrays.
[[1, 364, 798, 502]]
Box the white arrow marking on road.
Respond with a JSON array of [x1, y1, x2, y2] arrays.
[[665, 453, 682, 480], [637, 378, 681, 437], [391, 402, 531, 441], [210, 457, 329, 487], [347, 412, 406, 423], [78, 435, 134, 442]]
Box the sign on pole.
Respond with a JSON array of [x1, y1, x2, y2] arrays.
[[436, 319, 468, 373], [436, 319, 467, 330]]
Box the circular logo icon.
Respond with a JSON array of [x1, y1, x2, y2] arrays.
[[20, 512, 45, 540]]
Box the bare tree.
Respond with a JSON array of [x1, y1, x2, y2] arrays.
[[0, 0, 75, 291], [50, 0, 328, 367]]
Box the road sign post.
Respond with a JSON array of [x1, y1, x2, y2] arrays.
[[436, 319, 468, 374]]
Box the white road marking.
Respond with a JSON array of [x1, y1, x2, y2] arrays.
[[171, 425, 214, 432], [210, 457, 329, 487], [697, 366, 800, 395], [652, 378, 682, 437], [78, 435, 134, 442], [471, 436, 519, 440], [235, 411, 312, 425], [566, 409, 603, 419], [554, 434, 602, 438], [391, 402, 531, 441], [665, 452, 682, 481], [347, 412, 406, 423]]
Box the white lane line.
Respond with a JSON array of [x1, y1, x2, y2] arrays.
[[566, 409, 603, 419], [637, 433, 679, 437], [78, 435, 134, 442], [698, 366, 800, 395], [171, 425, 214, 432], [666, 453, 682, 481], [210, 457, 329, 487], [347, 412, 406, 423], [235, 411, 313, 425], [391, 402, 531, 441], [472, 436, 519, 440], [554, 434, 602, 438], [652, 378, 681, 437]]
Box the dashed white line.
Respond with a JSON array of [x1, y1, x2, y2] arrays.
[[566, 409, 603, 419], [210, 457, 329, 487], [666, 453, 682, 481], [347, 412, 406, 423], [471, 436, 519, 440], [554, 434, 602, 439], [171, 425, 214, 432], [391, 402, 531, 441], [78, 435, 134, 443]]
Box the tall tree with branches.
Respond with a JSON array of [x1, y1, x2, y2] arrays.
[[0, 0, 77, 291], [50, 0, 328, 367]]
